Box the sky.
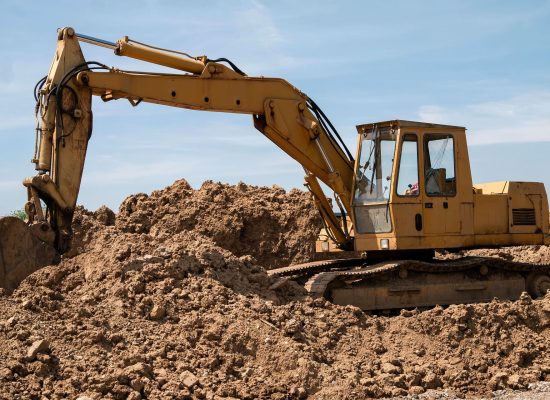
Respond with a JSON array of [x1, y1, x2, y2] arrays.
[[1, 0, 550, 214]]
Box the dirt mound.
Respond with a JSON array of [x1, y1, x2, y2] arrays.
[[114, 179, 321, 268], [0, 179, 549, 399]]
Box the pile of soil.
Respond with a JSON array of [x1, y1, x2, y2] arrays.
[[68, 179, 322, 269], [0, 179, 548, 399]]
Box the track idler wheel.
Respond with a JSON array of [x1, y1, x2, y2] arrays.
[[526, 272, 550, 298], [0, 217, 59, 293]]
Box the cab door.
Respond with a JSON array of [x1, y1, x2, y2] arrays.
[[392, 132, 423, 237], [421, 133, 461, 234]]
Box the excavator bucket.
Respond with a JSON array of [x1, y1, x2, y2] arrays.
[[0, 217, 59, 293]]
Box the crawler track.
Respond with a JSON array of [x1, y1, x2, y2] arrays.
[[269, 257, 550, 310]]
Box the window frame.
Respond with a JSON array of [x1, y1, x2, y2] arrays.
[[395, 132, 420, 198], [423, 133, 457, 198], [352, 128, 397, 206]]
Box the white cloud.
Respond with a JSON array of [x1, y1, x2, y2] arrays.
[[238, 0, 283, 46], [417, 105, 448, 124], [417, 91, 550, 145]]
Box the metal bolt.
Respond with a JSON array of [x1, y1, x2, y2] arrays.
[[73, 109, 82, 118], [41, 174, 50, 183], [208, 64, 217, 74], [66, 28, 75, 37]]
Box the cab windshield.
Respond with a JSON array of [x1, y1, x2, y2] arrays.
[[354, 127, 396, 204]]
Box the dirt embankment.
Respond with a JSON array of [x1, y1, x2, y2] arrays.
[[0, 179, 549, 399], [68, 179, 322, 269]]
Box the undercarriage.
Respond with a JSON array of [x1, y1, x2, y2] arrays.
[[268, 256, 550, 310]]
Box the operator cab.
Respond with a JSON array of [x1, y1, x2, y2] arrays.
[[351, 120, 473, 252]]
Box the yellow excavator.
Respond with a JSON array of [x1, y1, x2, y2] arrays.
[[1, 27, 549, 309]]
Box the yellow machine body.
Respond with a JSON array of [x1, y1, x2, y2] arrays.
[[317, 120, 550, 254]]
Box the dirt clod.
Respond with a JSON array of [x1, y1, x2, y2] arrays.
[[180, 370, 199, 388], [26, 339, 49, 361], [149, 304, 166, 320]]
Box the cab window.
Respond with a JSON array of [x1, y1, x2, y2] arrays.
[[396, 133, 419, 197], [354, 128, 396, 204], [424, 135, 456, 196]]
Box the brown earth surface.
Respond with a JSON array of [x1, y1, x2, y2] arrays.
[[0, 179, 549, 399]]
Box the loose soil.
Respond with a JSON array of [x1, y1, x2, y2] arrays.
[[0, 179, 548, 399]]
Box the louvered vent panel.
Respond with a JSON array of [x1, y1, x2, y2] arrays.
[[512, 208, 536, 226]]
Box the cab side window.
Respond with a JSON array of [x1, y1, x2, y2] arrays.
[[396, 134, 419, 196], [424, 135, 456, 196]]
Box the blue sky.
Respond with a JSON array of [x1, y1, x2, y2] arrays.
[[1, 0, 550, 214]]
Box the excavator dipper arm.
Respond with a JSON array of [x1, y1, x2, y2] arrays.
[[26, 28, 94, 253]]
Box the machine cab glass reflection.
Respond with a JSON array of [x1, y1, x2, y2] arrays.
[[396, 133, 419, 197], [353, 126, 396, 233], [354, 126, 396, 204], [424, 135, 456, 196]]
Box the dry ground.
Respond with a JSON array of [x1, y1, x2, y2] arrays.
[[0, 180, 548, 399]]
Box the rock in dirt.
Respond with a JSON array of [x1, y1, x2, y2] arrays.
[[125, 362, 153, 379], [381, 362, 402, 375], [149, 304, 166, 320], [180, 370, 198, 388], [26, 339, 49, 361]]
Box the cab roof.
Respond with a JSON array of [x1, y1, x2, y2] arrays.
[[356, 119, 465, 133]]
